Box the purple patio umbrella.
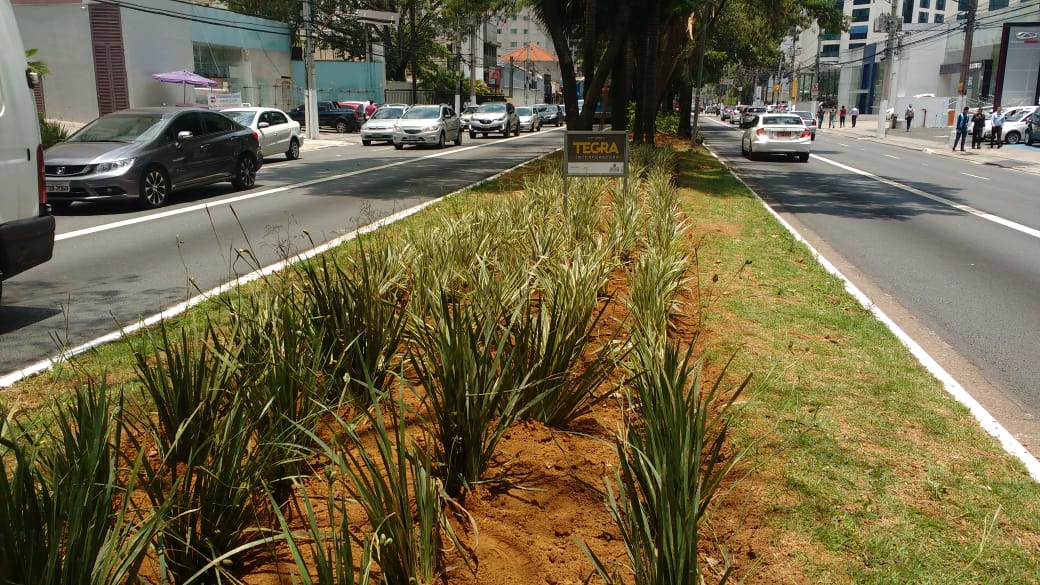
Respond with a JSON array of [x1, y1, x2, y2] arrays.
[[150, 70, 218, 103]]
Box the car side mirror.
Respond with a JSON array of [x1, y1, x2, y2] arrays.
[[176, 130, 194, 141], [258, 121, 270, 129]]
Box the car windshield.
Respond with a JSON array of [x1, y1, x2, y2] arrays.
[[1007, 109, 1032, 122], [401, 106, 440, 119], [463, 107, 478, 114], [67, 113, 167, 143], [477, 103, 507, 113], [516, 107, 533, 116], [223, 111, 255, 126], [763, 115, 804, 126], [370, 107, 405, 120]]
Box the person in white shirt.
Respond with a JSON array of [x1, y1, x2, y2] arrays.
[[989, 105, 1005, 148], [850, 105, 859, 127]]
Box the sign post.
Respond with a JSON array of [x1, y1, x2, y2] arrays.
[[563, 131, 628, 212]]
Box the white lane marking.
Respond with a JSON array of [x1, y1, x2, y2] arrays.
[[813, 153, 1040, 239], [55, 129, 562, 242], [883, 154, 899, 159], [716, 147, 1040, 483], [2, 149, 559, 389], [961, 172, 990, 180]]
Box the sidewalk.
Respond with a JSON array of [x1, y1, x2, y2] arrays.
[[817, 115, 1040, 175]]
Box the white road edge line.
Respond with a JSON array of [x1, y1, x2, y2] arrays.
[[727, 149, 1040, 483], [0, 149, 559, 387]]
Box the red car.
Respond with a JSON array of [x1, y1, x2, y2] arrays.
[[338, 101, 369, 121]]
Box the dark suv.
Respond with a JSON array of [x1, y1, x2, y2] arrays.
[[288, 101, 360, 133]]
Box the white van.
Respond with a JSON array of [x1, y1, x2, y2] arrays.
[[0, 0, 55, 303]]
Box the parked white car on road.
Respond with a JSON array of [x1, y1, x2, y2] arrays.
[[222, 107, 303, 160]]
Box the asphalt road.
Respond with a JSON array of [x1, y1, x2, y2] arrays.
[[703, 117, 1040, 453], [0, 128, 566, 379]]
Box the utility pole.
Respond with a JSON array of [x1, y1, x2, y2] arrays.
[[303, 0, 318, 141], [957, 0, 978, 112], [875, 2, 899, 138]]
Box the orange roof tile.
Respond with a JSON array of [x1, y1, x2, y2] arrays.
[[500, 43, 558, 63]]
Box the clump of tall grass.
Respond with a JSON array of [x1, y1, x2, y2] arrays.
[[407, 284, 534, 498], [605, 178, 643, 264], [565, 176, 609, 244], [130, 320, 278, 583], [515, 242, 623, 427], [580, 336, 749, 585], [0, 382, 160, 584], [625, 244, 691, 349], [294, 237, 409, 402]]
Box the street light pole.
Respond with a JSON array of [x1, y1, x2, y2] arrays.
[[876, 2, 898, 138], [956, 0, 978, 113], [303, 0, 318, 141]]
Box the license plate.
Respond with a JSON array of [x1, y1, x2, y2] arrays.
[[49, 182, 70, 193], [776, 131, 792, 138]]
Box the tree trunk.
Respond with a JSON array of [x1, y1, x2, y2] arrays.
[[610, 39, 632, 132]]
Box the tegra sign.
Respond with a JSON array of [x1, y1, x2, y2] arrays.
[[564, 131, 628, 177]]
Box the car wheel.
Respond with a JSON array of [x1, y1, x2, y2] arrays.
[[514, 122, 520, 136], [335, 120, 349, 133], [746, 142, 755, 160], [799, 153, 810, 163], [362, 139, 372, 146], [286, 138, 300, 160], [232, 155, 258, 189], [454, 128, 463, 146], [437, 131, 445, 149], [394, 142, 403, 150], [49, 201, 72, 213], [502, 125, 510, 138], [139, 166, 170, 208], [1005, 131, 1021, 145], [740, 141, 748, 156], [470, 131, 477, 139]]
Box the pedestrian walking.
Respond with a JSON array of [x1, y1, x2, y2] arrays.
[[828, 105, 836, 128], [817, 104, 825, 128], [953, 106, 969, 152], [839, 105, 847, 128], [850, 105, 859, 127], [904, 104, 914, 131], [971, 107, 986, 149], [989, 105, 1005, 148]]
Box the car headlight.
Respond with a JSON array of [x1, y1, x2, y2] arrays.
[[393, 124, 402, 131], [94, 159, 135, 174], [423, 124, 440, 132]]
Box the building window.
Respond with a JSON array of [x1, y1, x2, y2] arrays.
[[822, 43, 840, 57], [936, 0, 946, 8], [849, 25, 868, 40], [523, 28, 528, 34], [496, 28, 502, 34], [920, 0, 929, 8], [510, 28, 517, 34], [987, 0, 1008, 7], [934, 13, 944, 21], [821, 32, 842, 41], [849, 42, 866, 50], [853, 0, 870, 4], [918, 11, 929, 21], [510, 41, 517, 48], [852, 8, 870, 21]]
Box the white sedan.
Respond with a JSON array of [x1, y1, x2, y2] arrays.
[[740, 113, 811, 162], [222, 107, 303, 160]]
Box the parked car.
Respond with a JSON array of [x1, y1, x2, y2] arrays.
[[1025, 109, 1040, 146], [338, 101, 371, 121], [740, 112, 811, 162], [222, 107, 302, 160], [44, 107, 262, 209], [730, 105, 748, 124], [361, 104, 408, 145], [516, 106, 542, 132], [392, 104, 463, 149], [535, 103, 562, 126], [469, 102, 520, 138], [288, 101, 360, 133], [720, 107, 733, 121], [0, 0, 55, 303], [789, 110, 817, 141], [984, 106, 1038, 145]]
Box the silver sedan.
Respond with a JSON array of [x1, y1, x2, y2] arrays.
[[740, 113, 812, 162]]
